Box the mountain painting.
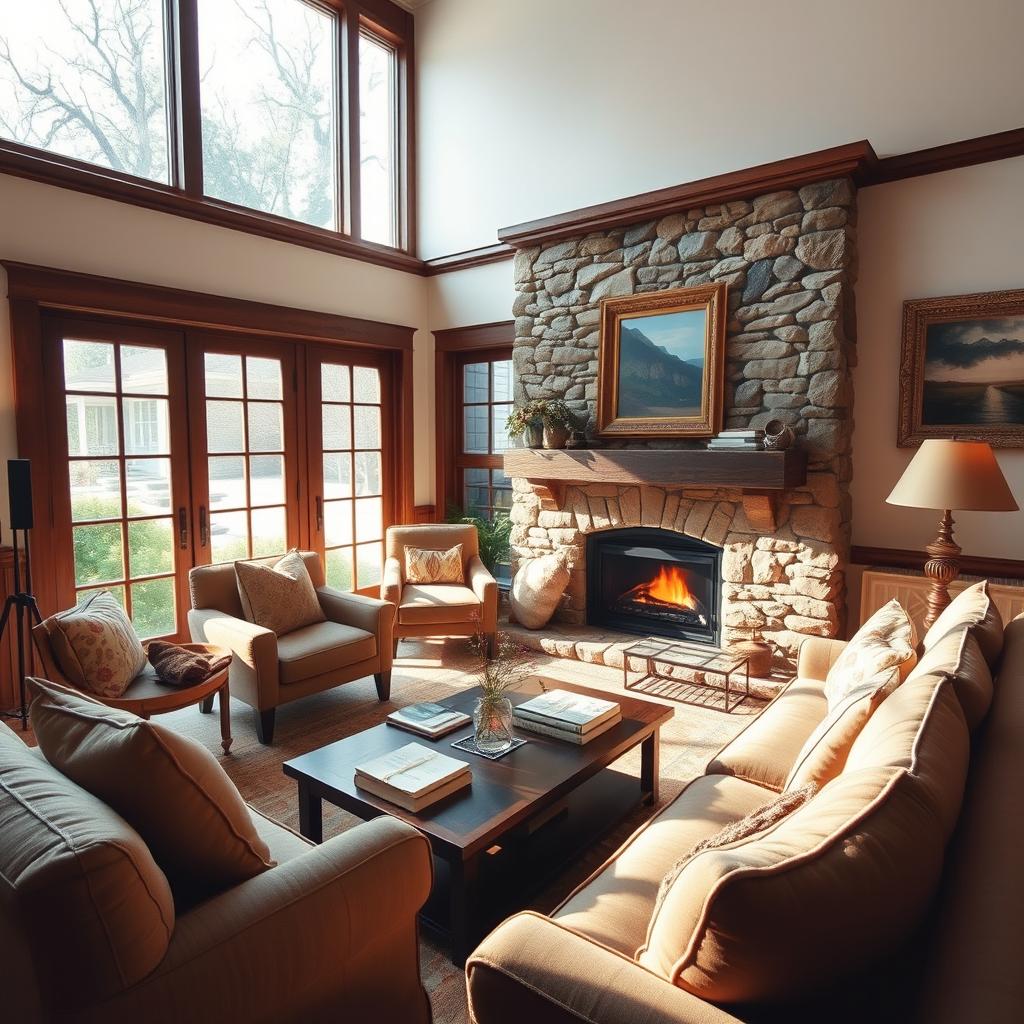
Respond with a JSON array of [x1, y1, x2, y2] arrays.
[[616, 309, 707, 418], [922, 316, 1024, 427]]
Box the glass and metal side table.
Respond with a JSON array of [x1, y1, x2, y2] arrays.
[[622, 637, 750, 712]]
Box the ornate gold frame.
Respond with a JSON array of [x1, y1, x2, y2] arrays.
[[898, 287, 1024, 448], [596, 283, 727, 439]]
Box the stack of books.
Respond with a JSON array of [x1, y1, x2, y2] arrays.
[[512, 689, 621, 745], [354, 742, 471, 812], [386, 701, 471, 739], [707, 428, 764, 451]]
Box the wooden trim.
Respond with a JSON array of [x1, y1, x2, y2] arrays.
[[3, 262, 415, 350], [423, 243, 515, 276], [433, 320, 515, 351], [174, 0, 203, 195], [413, 504, 435, 524], [851, 545, 1024, 581], [866, 126, 1024, 185], [498, 141, 878, 248]]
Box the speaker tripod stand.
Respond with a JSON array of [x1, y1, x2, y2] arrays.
[[0, 526, 43, 730]]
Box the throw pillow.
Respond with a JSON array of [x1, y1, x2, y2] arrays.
[[28, 678, 274, 895], [404, 543, 464, 585], [147, 641, 232, 687], [923, 579, 1003, 668], [42, 590, 146, 699], [785, 664, 901, 790], [510, 553, 570, 629], [648, 783, 818, 932], [235, 549, 325, 636], [824, 599, 916, 709]]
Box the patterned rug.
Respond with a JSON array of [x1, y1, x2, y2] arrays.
[[158, 637, 766, 1024]]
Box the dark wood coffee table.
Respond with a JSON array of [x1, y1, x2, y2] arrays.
[[282, 676, 672, 962]]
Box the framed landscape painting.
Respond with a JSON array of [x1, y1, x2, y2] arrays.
[[898, 288, 1024, 448], [597, 283, 726, 438]]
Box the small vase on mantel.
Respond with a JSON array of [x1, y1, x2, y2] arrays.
[[524, 422, 544, 449], [542, 423, 571, 449], [763, 419, 795, 450]]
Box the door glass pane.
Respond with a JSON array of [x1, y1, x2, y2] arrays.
[[204, 353, 243, 397], [463, 406, 488, 454], [323, 405, 351, 449], [353, 405, 380, 449], [131, 578, 176, 639], [126, 458, 172, 516], [352, 366, 381, 403], [250, 455, 285, 506], [64, 340, 116, 392], [123, 397, 169, 455], [359, 31, 397, 246], [198, 0, 338, 230], [67, 396, 119, 456], [1, 0, 171, 183], [326, 547, 354, 590], [323, 453, 352, 498], [210, 510, 248, 563], [73, 523, 124, 585], [207, 400, 244, 452], [70, 461, 121, 521], [322, 363, 351, 401], [354, 451, 381, 496], [128, 519, 174, 577], [209, 456, 247, 510], [246, 357, 282, 400], [247, 403, 283, 452], [251, 506, 286, 558], [355, 497, 382, 542], [324, 499, 353, 546], [356, 541, 383, 588], [121, 346, 168, 394]]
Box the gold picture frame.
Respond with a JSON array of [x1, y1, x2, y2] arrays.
[[596, 283, 727, 439], [898, 287, 1024, 448]]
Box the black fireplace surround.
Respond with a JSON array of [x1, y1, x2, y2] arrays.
[[586, 527, 721, 645]]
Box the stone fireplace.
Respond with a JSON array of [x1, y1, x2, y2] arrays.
[[506, 177, 857, 669]]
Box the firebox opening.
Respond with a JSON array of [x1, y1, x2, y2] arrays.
[[586, 528, 721, 645]]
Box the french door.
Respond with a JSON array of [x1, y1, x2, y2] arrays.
[[43, 316, 397, 640]]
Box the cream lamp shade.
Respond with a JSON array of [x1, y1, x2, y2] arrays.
[[886, 440, 1018, 512]]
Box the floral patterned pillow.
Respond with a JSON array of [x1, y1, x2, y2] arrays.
[[45, 591, 147, 699], [404, 543, 464, 585]]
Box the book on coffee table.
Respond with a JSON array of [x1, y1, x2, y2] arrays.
[[512, 712, 621, 745], [386, 701, 471, 738], [355, 742, 471, 812], [514, 689, 620, 733]]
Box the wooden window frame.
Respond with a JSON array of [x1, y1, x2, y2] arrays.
[[432, 321, 515, 522], [5, 260, 415, 622], [0, 0, 417, 273]]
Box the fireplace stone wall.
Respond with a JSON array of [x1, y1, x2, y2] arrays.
[[507, 178, 858, 666]]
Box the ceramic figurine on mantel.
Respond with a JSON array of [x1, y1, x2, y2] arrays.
[[506, 399, 577, 450]]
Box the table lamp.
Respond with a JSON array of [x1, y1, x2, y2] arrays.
[[886, 439, 1018, 629]]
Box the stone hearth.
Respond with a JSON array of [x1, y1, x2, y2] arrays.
[[507, 178, 857, 668]]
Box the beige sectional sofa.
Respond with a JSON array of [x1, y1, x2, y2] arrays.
[[468, 594, 1024, 1023]]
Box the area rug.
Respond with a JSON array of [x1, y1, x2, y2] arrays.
[[158, 636, 766, 1024]]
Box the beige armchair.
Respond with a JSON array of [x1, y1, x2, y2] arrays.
[[383, 524, 498, 657], [188, 551, 394, 744]]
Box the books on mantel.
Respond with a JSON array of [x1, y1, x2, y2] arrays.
[[355, 742, 471, 812], [386, 701, 471, 739], [512, 689, 622, 745], [707, 428, 764, 451]]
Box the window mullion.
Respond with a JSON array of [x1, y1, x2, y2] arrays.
[[174, 0, 204, 196], [344, 9, 361, 240]]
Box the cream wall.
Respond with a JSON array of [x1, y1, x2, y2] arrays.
[[0, 172, 433, 532], [415, 0, 1024, 258], [852, 158, 1024, 560]]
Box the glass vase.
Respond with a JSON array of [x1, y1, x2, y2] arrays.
[[473, 696, 514, 755]]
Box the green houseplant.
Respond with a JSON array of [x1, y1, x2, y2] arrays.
[[445, 507, 511, 577], [506, 399, 577, 450]]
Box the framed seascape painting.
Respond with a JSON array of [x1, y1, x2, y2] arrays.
[[898, 288, 1024, 448], [596, 283, 727, 438]]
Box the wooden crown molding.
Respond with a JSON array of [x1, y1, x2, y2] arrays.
[[867, 125, 1024, 185], [423, 243, 515, 276], [432, 320, 514, 351], [851, 545, 1024, 581], [2, 261, 416, 350]]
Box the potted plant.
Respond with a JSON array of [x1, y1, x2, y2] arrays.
[[467, 628, 528, 755], [506, 402, 544, 448], [507, 399, 577, 450], [445, 507, 512, 580]]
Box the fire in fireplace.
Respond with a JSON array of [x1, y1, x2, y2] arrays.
[[586, 527, 721, 645]]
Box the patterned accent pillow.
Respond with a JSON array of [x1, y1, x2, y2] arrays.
[[405, 543, 464, 585], [824, 599, 917, 710], [235, 550, 326, 636], [44, 590, 147, 699]]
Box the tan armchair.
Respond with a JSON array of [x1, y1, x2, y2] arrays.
[[383, 524, 497, 657], [188, 551, 394, 744]]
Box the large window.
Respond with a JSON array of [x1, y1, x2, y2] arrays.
[[0, 0, 413, 260]]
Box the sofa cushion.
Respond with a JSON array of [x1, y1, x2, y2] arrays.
[[785, 665, 901, 790], [638, 671, 970, 1003], [824, 599, 916, 708], [276, 620, 377, 684], [41, 590, 147, 699], [235, 549, 326, 637], [399, 583, 481, 625], [552, 774, 770, 957], [707, 677, 828, 792], [911, 625, 993, 731], [29, 678, 273, 896], [0, 721, 174, 1009], [404, 543, 464, 584], [924, 579, 1003, 668]]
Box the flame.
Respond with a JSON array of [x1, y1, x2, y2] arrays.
[[622, 565, 699, 610]]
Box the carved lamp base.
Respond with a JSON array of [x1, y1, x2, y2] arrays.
[[922, 508, 961, 631]]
